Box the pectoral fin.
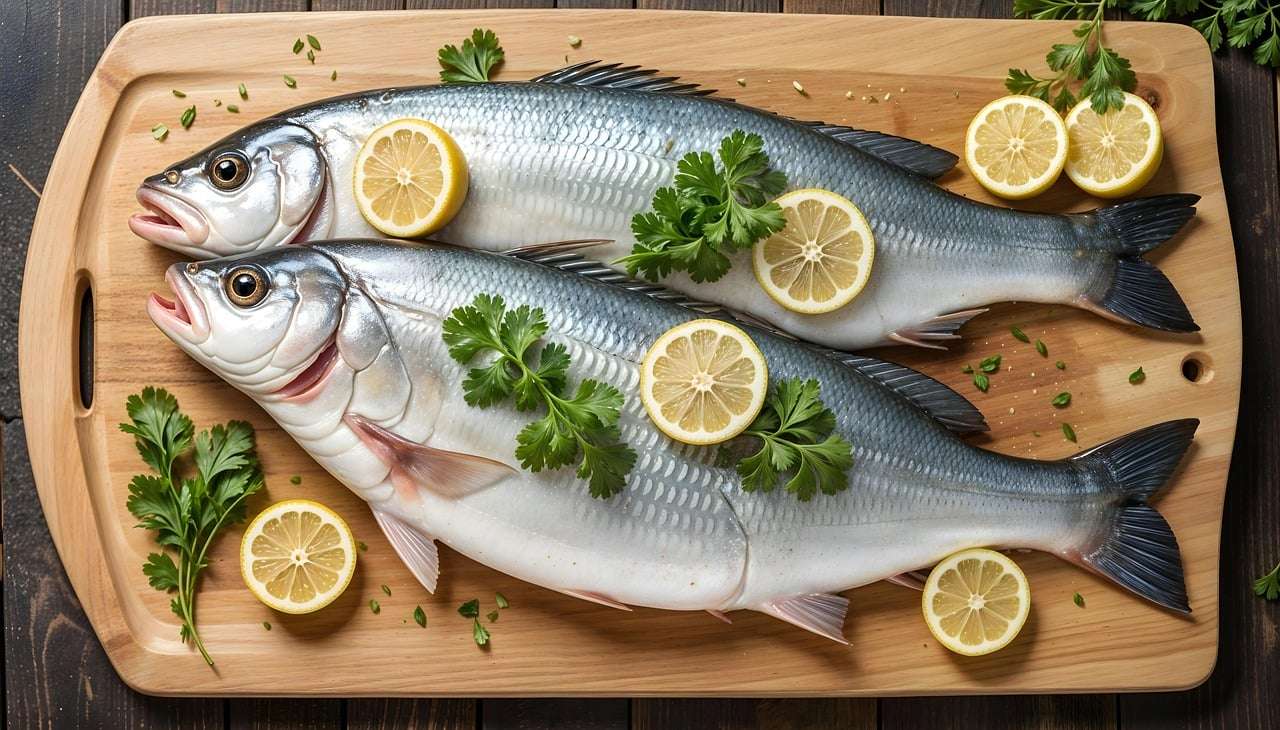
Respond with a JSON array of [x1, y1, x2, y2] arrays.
[[561, 589, 633, 611], [757, 593, 850, 644], [345, 414, 515, 499], [372, 508, 440, 593]]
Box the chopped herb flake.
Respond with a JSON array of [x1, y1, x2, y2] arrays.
[[290, 475, 302, 485], [495, 592, 509, 609], [974, 372, 990, 393], [331, 70, 337, 81], [356, 540, 368, 552], [172, 89, 186, 98], [458, 599, 480, 618], [179, 105, 196, 129], [152, 124, 169, 141], [473, 619, 490, 646], [263, 621, 272, 630], [307, 34, 321, 51], [381, 584, 391, 596], [283, 75, 297, 88], [307, 49, 316, 64], [1255, 562, 1280, 601], [962, 364, 974, 374], [1073, 591, 1085, 608], [1062, 422, 1077, 442], [1011, 325, 1029, 343], [213, 99, 222, 107], [979, 354, 1001, 373], [369, 599, 381, 614], [226, 105, 239, 113], [487, 610, 500, 623], [293, 38, 304, 54], [238, 82, 248, 99], [1051, 392, 1071, 408], [413, 605, 427, 627], [1055, 360, 1066, 370], [1129, 367, 1145, 385], [1035, 339, 1048, 357]]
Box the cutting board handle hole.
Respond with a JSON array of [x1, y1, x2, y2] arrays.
[[76, 278, 94, 410], [1181, 352, 1212, 384]]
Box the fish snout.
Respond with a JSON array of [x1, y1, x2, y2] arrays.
[[147, 264, 210, 343], [129, 185, 211, 252]]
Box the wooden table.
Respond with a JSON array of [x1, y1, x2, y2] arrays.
[[0, 1, 1275, 728]]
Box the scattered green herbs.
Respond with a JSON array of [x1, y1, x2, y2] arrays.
[[442, 294, 635, 498], [487, 610, 500, 623], [618, 130, 786, 284], [1129, 366, 1146, 384], [357, 540, 368, 552], [734, 379, 854, 501], [1011, 325, 1030, 343], [263, 621, 272, 630], [227, 105, 240, 114], [290, 475, 302, 485], [1006, 1, 1137, 113], [152, 123, 170, 142], [962, 364, 974, 374], [369, 599, 381, 614], [121, 387, 264, 666], [292, 38, 304, 54], [1052, 392, 1072, 408], [458, 598, 491, 645], [179, 105, 196, 129], [1036, 339, 1048, 357], [473, 619, 491, 645], [284, 74, 297, 88], [1056, 360, 1067, 370], [974, 372, 991, 393], [331, 70, 338, 81], [171, 89, 186, 98], [413, 605, 427, 628], [495, 592, 510, 609], [438, 28, 505, 84], [1062, 422, 1078, 442], [1073, 591, 1086, 607], [1129, 1, 1280, 67], [979, 355, 1002, 373], [381, 584, 392, 596], [1255, 561, 1280, 600], [307, 49, 316, 64], [307, 34, 321, 51], [458, 599, 480, 618], [238, 82, 248, 100]]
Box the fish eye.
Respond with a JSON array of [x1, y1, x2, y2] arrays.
[[224, 266, 267, 307], [208, 152, 250, 190]]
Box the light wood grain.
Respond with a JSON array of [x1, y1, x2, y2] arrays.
[[19, 9, 1238, 696]]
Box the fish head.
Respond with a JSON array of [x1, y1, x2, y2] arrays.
[[148, 247, 348, 399], [130, 119, 328, 259]]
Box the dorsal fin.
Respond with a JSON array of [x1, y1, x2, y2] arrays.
[[530, 60, 722, 97], [506, 247, 988, 435], [528, 61, 955, 179], [800, 123, 959, 179]]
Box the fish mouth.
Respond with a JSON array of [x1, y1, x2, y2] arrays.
[[147, 266, 210, 342], [272, 340, 340, 402], [129, 186, 211, 250]]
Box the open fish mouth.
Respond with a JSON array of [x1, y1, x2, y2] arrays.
[[129, 186, 211, 250], [147, 266, 210, 342], [271, 340, 340, 402]]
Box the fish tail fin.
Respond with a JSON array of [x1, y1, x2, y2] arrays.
[[1078, 194, 1200, 333], [1069, 418, 1199, 613]]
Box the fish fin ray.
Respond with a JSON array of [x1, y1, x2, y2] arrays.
[[799, 123, 959, 179], [503, 239, 615, 257], [372, 508, 440, 593], [831, 353, 989, 434], [885, 571, 928, 591], [1088, 257, 1198, 333], [888, 332, 950, 350], [757, 593, 850, 644], [1070, 419, 1198, 613], [530, 61, 724, 98], [706, 609, 733, 624], [890, 308, 988, 347], [511, 250, 733, 316], [1092, 194, 1199, 256], [561, 589, 633, 611], [345, 414, 515, 498]]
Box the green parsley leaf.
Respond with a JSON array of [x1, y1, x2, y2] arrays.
[[283, 75, 297, 88], [1073, 591, 1085, 608], [438, 28, 504, 84], [979, 354, 1002, 373], [171, 89, 186, 98], [179, 105, 196, 129], [331, 70, 338, 81], [152, 123, 169, 141], [495, 592, 510, 609], [292, 38, 304, 54], [307, 34, 321, 51], [1008, 1, 1138, 112], [487, 610, 500, 623], [1051, 392, 1071, 408], [617, 130, 786, 284], [736, 379, 853, 501], [1129, 367, 1145, 385], [1062, 422, 1077, 442], [1056, 360, 1066, 370], [263, 621, 272, 630], [290, 475, 302, 485], [121, 387, 264, 666], [1011, 325, 1030, 343], [974, 372, 990, 393], [1255, 562, 1280, 600], [226, 105, 240, 114], [307, 49, 316, 64], [381, 584, 392, 596], [238, 83, 248, 100], [414, 606, 427, 627], [357, 540, 368, 552], [458, 599, 480, 618], [1036, 339, 1048, 357], [369, 599, 381, 614], [473, 618, 491, 646], [442, 294, 635, 497]]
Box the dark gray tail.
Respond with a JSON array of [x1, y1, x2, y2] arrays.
[[1085, 194, 1199, 333], [1070, 419, 1199, 613]]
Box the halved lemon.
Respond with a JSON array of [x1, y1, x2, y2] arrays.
[[964, 95, 1068, 200], [922, 548, 1031, 656], [240, 499, 357, 615], [640, 319, 768, 445], [353, 118, 468, 238], [1065, 92, 1163, 198], [752, 189, 875, 314]]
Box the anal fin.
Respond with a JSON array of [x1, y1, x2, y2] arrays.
[[890, 308, 989, 350], [373, 508, 440, 593], [757, 593, 850, 644], [346, 414, 515, 499], [706, 609, 733, 624], [885, 571, 928, 591], [562, 589, 633, 611]]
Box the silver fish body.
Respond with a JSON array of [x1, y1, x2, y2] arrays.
[[132, 72, 1199, 351], [148, 240, 1195, 640]]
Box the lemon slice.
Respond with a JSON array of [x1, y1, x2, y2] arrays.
[[964, 95, 1068, 200], [640, 319, 768, 445], [353, 118, 468, 238], [922, 548, 1031, 656], [1065, 92, 1163, 198], [241, 499, 357, 615], [752, 189, 876, 314]]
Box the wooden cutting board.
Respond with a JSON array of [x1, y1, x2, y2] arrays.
[[19, 9, 1239, 696]]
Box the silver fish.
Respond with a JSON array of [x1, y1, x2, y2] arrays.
[[130, 63, 1199, 352], [148, 239, 1195, 641]]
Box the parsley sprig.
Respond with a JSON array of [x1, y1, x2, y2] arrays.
[[438, 28, 505, 84], [1007, 1, 1137, 113], [442, 294, 636, 498], [1130, 1, 1280, 67], [618, 131, 787, 284], [734, 379, 854, 501], [121, 387, 264, 666], [1255, 561, 1280, 600]]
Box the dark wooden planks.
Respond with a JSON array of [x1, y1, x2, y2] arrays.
[[347, 698, 477, 729], [1116, 43, 1280, 730], [632, 698, 876, 730], [483, 699, 629, 729]]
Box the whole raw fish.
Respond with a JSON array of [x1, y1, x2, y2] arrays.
[[147, 239, 1195, 641], [130, 62, 1199, 352]]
